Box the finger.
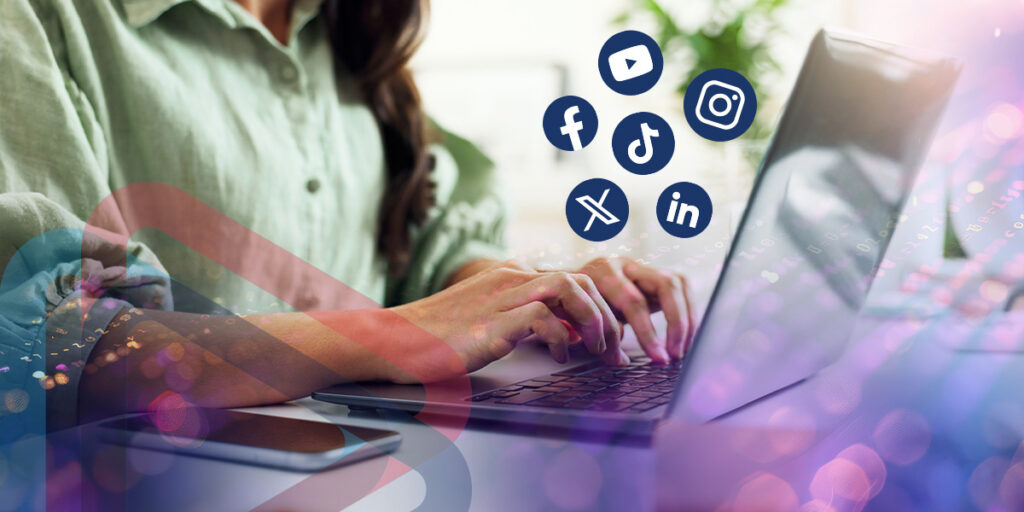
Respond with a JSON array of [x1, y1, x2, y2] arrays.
[[625, 265, 687, 360], [500, 301, 572, 363], [678, 274, 697, 354], [600, 272, 667, 364], [504, 272, 607, 356], [571, 274, 622, 357]]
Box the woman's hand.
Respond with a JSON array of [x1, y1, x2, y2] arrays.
[[387, 265, 623, 383], [577, 257, 695, 363]]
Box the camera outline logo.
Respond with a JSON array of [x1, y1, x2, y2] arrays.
[[695, 80, 746, 130], [611, 112, 675, 175], [566, 178, 629, 242], [598, 30, 664, 96], [656, 182, 712, 238], [542, 95, 598, 151], [684, 68, 757, 142]]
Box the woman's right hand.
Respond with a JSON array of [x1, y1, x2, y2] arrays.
[[384, 265, 625, 384]]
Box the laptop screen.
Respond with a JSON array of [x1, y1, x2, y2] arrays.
[[669, 30, 961, 422]]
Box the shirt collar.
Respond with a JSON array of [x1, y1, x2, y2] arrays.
[[121, 0, 192, 27], [121, 0, 325, 31]]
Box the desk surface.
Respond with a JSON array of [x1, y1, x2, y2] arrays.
[[106, 312, 1024, 512]]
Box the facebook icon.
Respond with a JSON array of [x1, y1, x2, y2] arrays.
[[543, 95, 598, 152]]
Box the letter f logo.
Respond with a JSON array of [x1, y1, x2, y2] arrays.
[[561, 106, 585, 151]]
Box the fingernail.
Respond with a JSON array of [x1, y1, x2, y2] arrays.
[[656, 347, 670, 363], [617, 351, 630, 366]]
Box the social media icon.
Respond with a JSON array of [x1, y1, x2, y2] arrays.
[[656, 182, 712, 238], [684, 68, 757, 142], [542, 95, 598, 151], [612, 112, 674, 175], [608, 45, 654, 82], [566, 178, 629, 242], [598, 31, 663, 95]]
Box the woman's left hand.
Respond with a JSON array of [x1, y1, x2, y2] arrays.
[[577, 257, 695, 364]]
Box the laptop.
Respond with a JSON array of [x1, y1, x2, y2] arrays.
[[313, 29, 961, 437]]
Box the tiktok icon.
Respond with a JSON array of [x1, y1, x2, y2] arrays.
[[656, 182, 712, 238], [612, 112, 674, 175]]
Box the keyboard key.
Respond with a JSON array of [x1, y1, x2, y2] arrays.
[[628, 402, 664, 412], [566, 377, 598, 383], [489, 390, 522, 398], [533, 386, 565, 393], [613, 395, 648, 403], [496, 391, 552, 404], [631, 391, 663, 399], [590, 391, 626, 401], [557, 391, 589, 399], [551, 361, 604, 376], [469, 394, 492, 402], [500, 385, 525, 392], [543, 393, 577, 403], [534, 375, 570, 383], [517, 380, 553, 388]]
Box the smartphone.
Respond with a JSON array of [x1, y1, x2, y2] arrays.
[[98, 409, 401, 472]]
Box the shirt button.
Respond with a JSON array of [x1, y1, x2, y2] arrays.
[[278, 62, 298, 83], [306, 178, 321, 193]]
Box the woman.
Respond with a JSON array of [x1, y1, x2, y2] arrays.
[[0, 0, 694, 431]]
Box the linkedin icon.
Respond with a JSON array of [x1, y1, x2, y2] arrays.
[[656, 182, 712, 238]]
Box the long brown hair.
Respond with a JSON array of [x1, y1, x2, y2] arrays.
[[323, 0, 435, 277]]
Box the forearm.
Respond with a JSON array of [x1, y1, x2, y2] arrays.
[[446, 258, 528, 287], [79, 307, 412, 422]]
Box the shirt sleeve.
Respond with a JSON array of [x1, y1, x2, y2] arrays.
[[0, 0, 171, 433], [388, 128, 510, 305]]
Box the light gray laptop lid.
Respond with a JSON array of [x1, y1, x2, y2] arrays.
[[668, 29, 961, 423]]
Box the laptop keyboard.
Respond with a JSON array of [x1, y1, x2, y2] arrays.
[[466, 356, 681, 413]]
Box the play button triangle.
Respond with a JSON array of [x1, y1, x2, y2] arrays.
[[625, 58, 637, 69]]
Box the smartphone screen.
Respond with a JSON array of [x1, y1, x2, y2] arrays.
[[100, 409, 400, 471]]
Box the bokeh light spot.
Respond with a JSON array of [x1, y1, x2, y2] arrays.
[[872, 409, 931, 465], [979, 280, 1009, 303], [810, 458, 871, 504], [984, 103, 1023, 140], [4, 390, 29, 413], [542, 446, 603, 510], [836, 444, 887, 499], [998, 462, 1024, 511], [733, 472, 799, 512]]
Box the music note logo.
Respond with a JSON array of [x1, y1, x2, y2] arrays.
[[612, 112, 674, 175]]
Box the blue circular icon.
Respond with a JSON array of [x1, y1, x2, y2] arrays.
[[598, 31, 664, 96], [656, 182, 712, 238], [542, 95, 598, 151], [566, 178, 629, 242], [683, 68, 757, 142], [612, 112, 675, 175]]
